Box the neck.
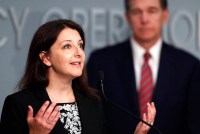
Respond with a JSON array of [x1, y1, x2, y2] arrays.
[[46, 79, 75, 103], [133, 36, 160, 50]]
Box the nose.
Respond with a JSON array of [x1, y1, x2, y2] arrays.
[[141, 12, 149, 24], [74, 46, 82, 58]]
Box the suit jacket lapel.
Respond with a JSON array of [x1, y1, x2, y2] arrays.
[[115, 39, 140, 115], [34, 87, 50, 102], [153, 43, 175, 109], [74, 90, 92, 134]]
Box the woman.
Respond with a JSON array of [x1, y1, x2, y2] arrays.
[[0, 19, 156, 134]]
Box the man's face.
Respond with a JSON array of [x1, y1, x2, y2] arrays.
[[126, 0, 168, 45]]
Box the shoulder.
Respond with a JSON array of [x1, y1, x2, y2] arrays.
[[1, 89, 34, 119], [4, 89, 34, 104], [163, 42, 200, 64], [89, 39, 130, 58], [1, 89, 34, 113], [2, 88, 43, 112]]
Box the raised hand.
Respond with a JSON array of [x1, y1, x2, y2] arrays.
[[27, 101, 60, 134], [134, 102, 156, 134]]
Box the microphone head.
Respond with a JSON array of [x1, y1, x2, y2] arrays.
[[98, 70, 104, 80]]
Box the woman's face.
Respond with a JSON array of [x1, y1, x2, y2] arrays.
[[41, 27, 85, 80]]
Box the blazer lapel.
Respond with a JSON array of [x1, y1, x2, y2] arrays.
[[116, 40, 140, 115], [153, 43, 175, 109], [74, 90, 92, 134]]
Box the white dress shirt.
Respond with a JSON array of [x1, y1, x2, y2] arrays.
[[130, 38, 162, 90]]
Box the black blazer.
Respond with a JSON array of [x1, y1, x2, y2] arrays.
[[87, 39, 200, 134], [0, 87, 107, 134]]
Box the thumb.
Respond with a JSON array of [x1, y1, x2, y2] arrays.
[[27, 105, 34, 123]]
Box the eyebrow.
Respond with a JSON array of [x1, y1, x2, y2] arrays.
[[59, 39, 83, 45]]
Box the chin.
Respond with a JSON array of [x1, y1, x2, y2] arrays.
[[139, 35, 155, 41], [73, 72, 83, 78]]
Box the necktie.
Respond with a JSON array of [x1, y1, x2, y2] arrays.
[[138, 52, 154, 117]]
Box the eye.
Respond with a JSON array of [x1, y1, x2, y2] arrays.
[[79, 43, 84, 50], [64, 44, 71, 49], [148, 7, 159, 14], [129, 8, 141, 16]]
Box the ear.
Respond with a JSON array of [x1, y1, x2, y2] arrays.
[[125, 12, 130, 25], [163, 9, 169, 24], [39, 51, 51, 66]]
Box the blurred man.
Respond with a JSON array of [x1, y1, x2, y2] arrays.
[[87, 0, 200, 133]]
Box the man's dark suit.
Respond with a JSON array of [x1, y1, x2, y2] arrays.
[[87, 39, 200, 134], [0, 87, 107, 134]]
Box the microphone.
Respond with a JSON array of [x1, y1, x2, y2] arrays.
[[98, 70, 162, 134]]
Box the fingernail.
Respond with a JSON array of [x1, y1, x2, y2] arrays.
[[28, 105, 31, 109], [147, 102, 150, 106]]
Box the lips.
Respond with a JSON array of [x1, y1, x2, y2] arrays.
[[70, 61, 81, 65]]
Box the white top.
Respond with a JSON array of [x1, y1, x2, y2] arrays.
[[130, 38, 162, 90]]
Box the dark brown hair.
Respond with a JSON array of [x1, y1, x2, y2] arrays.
[[18, 19, 98, 98], [124, 0, 168, 11]]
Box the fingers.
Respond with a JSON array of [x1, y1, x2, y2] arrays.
[[148, 102, 156, 115], [51, 108, 60, 125], [35, 101, 60, 125], [142, 113, 149, 129], [36, 101, 51, 118], [135, 113, 149, 134], [27, 105, 34, 123], [134, 102, 156, 134], [42, 102, 57, 120], [46, 105, 60, 125], [146, 102, 156, 125], [26, 101, 60, 134]]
